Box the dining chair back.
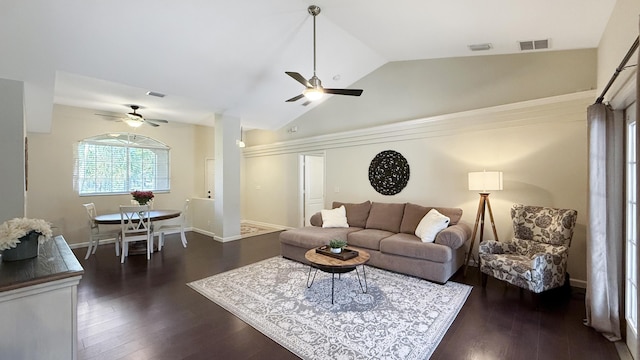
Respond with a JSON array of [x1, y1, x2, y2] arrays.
[[155, 199, 190, 250], [82, 203, 121, 259], [119, 205, 153, 263]]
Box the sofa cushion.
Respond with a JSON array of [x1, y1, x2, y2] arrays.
[[400, 203, 463, 234], [279, 227, 361, 249], [380, 233, 453, 263], [365, 202, 405, 233], [321, 205, 348, 228], [332, 201, 371, 228], [415, 209, 450, 242], [347, 228, 394, 251]]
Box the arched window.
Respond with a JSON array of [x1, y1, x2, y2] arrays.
[[75, 133, 170, 195]]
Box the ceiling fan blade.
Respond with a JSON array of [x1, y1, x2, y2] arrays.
[[95, 113, 122, 119], [302, 101, 312, 106], [147, 118, 169, 123], [285, 72, 312, 88], [324, 88, 363, 96], [285, 94, 305, 102], [144, 120, 160, 127]]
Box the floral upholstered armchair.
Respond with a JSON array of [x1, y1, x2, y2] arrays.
[[478, 204, 577, 294]]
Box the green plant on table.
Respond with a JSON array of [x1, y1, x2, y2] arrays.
[[329, 238, 347, 249]]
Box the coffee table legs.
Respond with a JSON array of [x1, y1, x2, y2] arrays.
[[306, 265, 368, 304]]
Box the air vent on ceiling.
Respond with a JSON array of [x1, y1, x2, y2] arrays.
[[468, 43, 492, 51], [519, 39, 549, 51]]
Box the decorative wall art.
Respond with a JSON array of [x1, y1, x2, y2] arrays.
[[368, 150, 410, 195]]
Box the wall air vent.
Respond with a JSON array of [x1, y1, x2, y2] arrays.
[[519, 39, 550, 51]]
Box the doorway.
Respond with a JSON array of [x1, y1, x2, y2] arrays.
[[299, 154, 325, 227]]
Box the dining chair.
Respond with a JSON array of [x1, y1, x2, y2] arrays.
[[155, 199, 189, 250], [83, 203, 122, 259], [119, 205, 153, 263]]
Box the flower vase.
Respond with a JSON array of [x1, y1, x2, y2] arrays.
[[2, 231, 39, 261], [330, 247, 342, 254]]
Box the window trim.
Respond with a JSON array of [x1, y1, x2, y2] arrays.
[[75, 133, 171, 196]]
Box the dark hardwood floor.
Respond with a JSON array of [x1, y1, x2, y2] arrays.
[[73, 232, 619, 360]]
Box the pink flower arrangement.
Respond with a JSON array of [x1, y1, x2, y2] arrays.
[[131, 190, 154, 205]]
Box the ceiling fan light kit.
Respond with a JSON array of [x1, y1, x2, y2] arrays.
[[285, 5, 363, 105], [125, 118, 144, 128]]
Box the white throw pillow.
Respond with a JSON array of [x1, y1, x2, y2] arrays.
[[415, 209, 450, 242], [321, 205, 349, 228]]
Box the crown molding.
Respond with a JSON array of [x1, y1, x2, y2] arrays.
[[243, 91, 596, 158]]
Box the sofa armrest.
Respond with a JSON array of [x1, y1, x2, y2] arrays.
[[434, 223, 471, 249], [309, 212, 323, 227]]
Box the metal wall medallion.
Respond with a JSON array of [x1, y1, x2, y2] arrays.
[[368, 150, 410, 195]]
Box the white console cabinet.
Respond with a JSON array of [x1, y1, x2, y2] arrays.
[[0, 236, 83, 360]]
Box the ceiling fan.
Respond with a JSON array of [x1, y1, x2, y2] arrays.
[[285, 5, 363, 106], [96, 105, 169, 128]]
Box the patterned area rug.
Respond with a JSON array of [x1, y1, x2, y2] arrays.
[[240, 223, 280, 238], [188, 257, 471, 359]]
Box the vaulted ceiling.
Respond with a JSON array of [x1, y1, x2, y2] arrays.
[[0, 0, 616, 132]]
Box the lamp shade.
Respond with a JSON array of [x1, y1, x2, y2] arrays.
[[468, 171, 503, 192]]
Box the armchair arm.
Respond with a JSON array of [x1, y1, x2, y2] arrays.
[[530, 245, 569, 269], [478, 240, 510, 255], [434, 223, 471, 249]]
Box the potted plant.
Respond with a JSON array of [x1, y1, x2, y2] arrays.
[[329, 239, 347, 254], [131, 190, 154, 205], [0, 217, 53, 261]]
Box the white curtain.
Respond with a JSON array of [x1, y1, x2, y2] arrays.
[[585, 102, 624, 341]]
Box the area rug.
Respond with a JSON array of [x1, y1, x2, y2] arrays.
[[240, 223, 281, 238], [187, 256, 471, 359]]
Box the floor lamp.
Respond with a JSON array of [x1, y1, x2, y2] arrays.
[[464, 171, 503, 276]]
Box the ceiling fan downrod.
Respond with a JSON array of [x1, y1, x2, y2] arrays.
[[309, 5, 320, 79]]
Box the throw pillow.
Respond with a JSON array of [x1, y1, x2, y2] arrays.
[[321, 205, 349, 228], [415, 209, 450, 242]]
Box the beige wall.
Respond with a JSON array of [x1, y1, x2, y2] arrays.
[[596, 0, 639, 101], [249, 49, 596, 145], [26, 104, 210, 245], [0, 78, 26, 223], [243, 93, 592, 283]]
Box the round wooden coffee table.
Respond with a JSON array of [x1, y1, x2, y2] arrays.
[[305, 247, 370, 304]]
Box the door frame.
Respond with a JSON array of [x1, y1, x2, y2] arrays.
[[298, 152, 326, 227], [610, 71, 638, 358]]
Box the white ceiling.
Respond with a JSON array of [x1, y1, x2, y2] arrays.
[[0, 0, 616, 132]]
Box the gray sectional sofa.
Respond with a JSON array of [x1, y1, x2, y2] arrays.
[[279, 201, 472, 283]]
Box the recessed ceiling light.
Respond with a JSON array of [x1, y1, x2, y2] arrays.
[[468, 43, 492, 51], [146, 91, 165, 98]]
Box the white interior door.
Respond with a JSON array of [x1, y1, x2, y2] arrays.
[[626, 101, 638, 359], [205, 158, 215, 199], [303, 154, 325, 226]]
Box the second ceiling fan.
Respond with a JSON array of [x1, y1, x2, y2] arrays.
[[285, 5, 363, 105], [96, 105, 169, 128]]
